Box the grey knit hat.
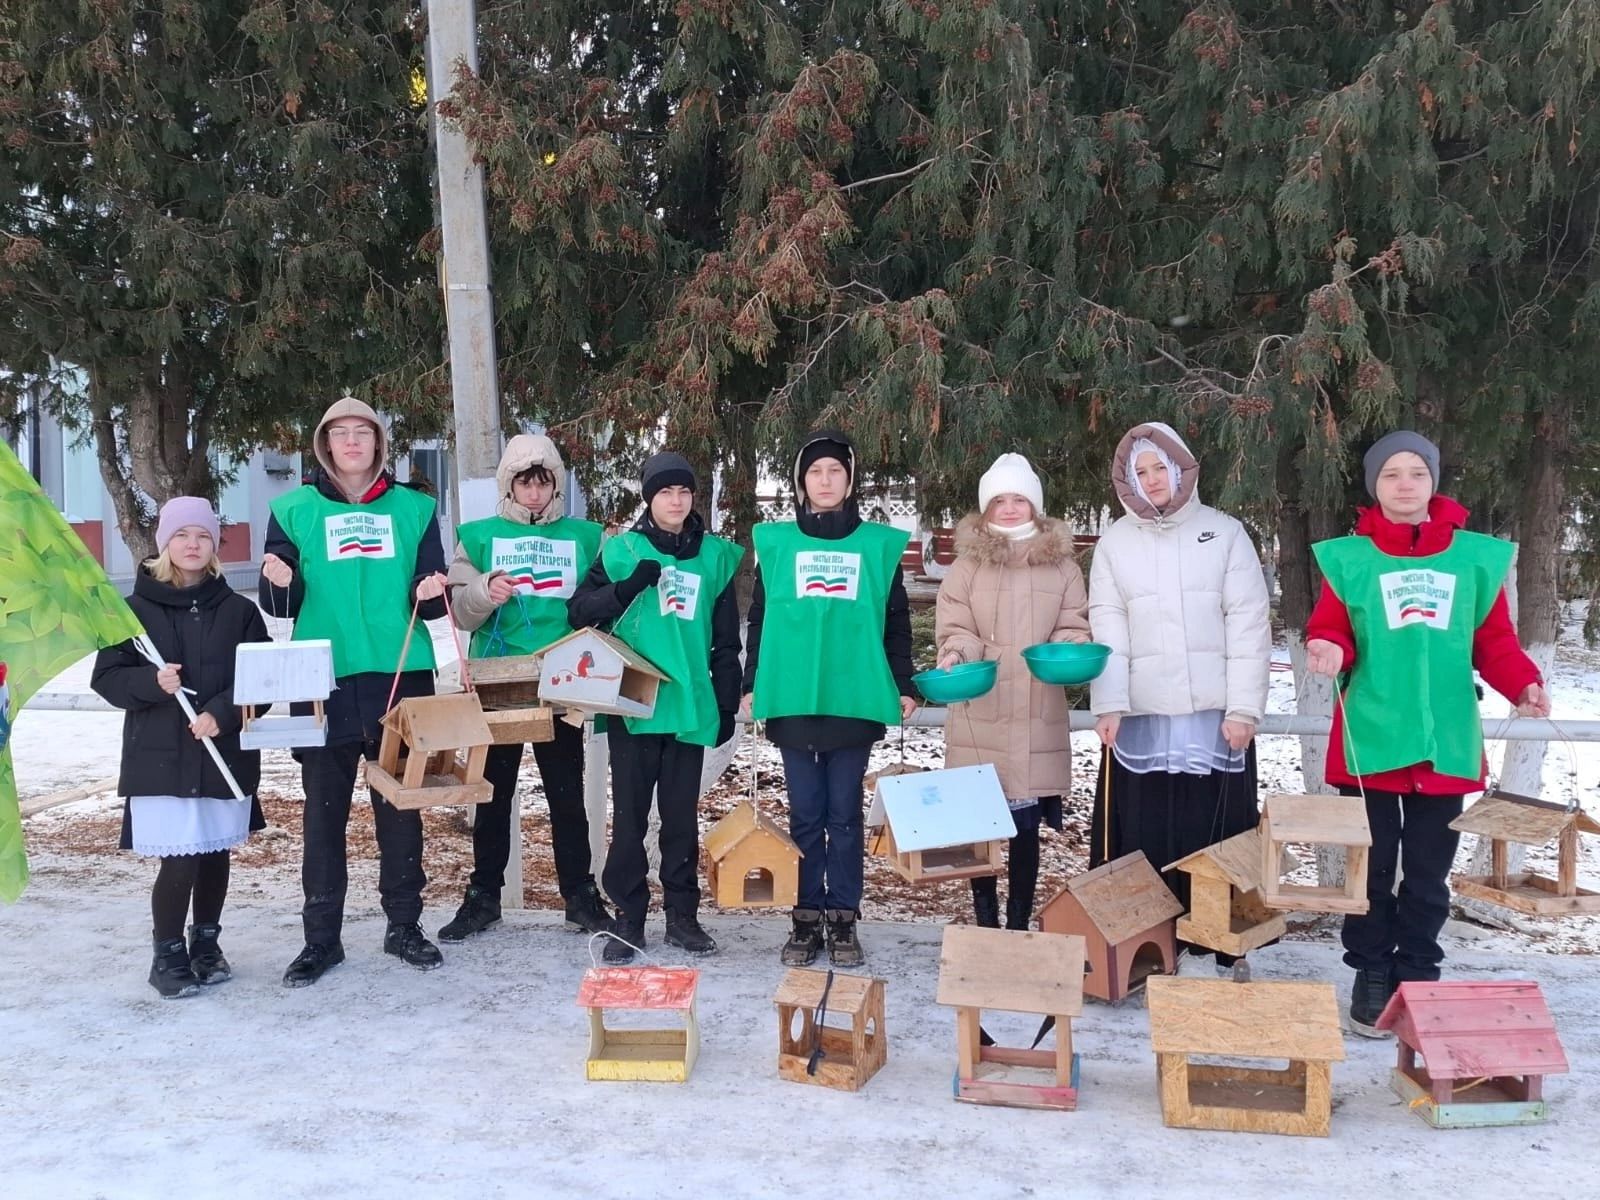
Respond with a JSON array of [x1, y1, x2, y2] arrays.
[[1364, 431, 1440, 498]]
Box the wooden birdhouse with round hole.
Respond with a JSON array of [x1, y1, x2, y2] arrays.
[[1037, 851, 1182, 1004]]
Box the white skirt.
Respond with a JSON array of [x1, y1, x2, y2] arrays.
[[129, 794, 253, 857]]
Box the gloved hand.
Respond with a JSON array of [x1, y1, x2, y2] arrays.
[[617, 558, 663, 602]]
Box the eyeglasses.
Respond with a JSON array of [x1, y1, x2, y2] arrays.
[[328, 426, 376, 444]]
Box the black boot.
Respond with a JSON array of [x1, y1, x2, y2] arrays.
[[1004, 892, 1033, 932], [664, 910, 718, 956], [149, 935, 200, 1000], [564, 879, 614, 935], [1348, 966, 1396, 1038], [604, 919, 645, 963], [188, 923, 231, 985], [825, 909, 864, 968], [282, 942, 345, 989], [781, 908, 825, 966], [438, 885, 502, 943], [384, 921, 444, 971], [971, 880, 1000, 928]]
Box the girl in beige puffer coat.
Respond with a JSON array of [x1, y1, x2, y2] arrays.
[[936, 454, 1091, 930]]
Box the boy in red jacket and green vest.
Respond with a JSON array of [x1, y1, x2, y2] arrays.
[[568, 452, 744, 963], [259, 396, 451, 987], [741, 430, 917, 967], [442, 433, 611, 941], [1306, 431, 1550, 1035]]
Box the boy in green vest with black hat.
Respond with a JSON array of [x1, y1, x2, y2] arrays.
[[741, 430, 917, 967], [259, 396, 451, 987], [568, 451, 744, 963], [441, 433, 612, 941], [1306, 430, 1550, 1035]]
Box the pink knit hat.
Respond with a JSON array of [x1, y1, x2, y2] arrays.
[[155, 496, 221, 554]]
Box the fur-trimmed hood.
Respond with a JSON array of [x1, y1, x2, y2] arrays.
[[954, 514, 1077, 568]]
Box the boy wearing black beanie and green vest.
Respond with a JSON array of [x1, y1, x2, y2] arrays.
[[567, 452, 744, 963], [259, 396, 451, 987], [440, 433, 611, 941], [1306, 431, 1550, 1035], [741, 430, 916, 967]]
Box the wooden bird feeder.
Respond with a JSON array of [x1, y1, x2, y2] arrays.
[[1449, 790, 1600, 915], [365, 692, 493, 809], [464, 652, 556, 746], [535, 627, 668, 721], [577, 966, 700, 1083], [774, 968, 887, 1092], [865, 763, 1014, 884], [233, 640, 334, 750], [936, 926, 1086, 1111], [1259, 793, 1372, 915], [1376, 980, 1568, 1129], [1165, 828, 1292, 958], [704, 800, 801, 909], [1038, 851, 1181, 1003], [1147, 977, 1346, 1138]]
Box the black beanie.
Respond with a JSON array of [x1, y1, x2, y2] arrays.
[[641, 451, 696, 503], [794, 433, 855, 501]]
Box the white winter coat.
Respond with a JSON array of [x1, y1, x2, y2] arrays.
[[1087, 423, 1271, 723]]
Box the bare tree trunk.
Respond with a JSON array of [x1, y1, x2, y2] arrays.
[[722, 400, 762, 608]]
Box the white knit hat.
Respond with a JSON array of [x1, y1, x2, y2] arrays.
[[978, 453, 1044, 517]]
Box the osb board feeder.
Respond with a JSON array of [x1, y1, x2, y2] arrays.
[[365, 692, 493, 810], [1165, 828, 1295, 958], [1147, 977, 1346, 1138], [535, 627, 669, 721], [936, 926, 1086, 1111], [1259, 793, 1372, 915], [1376, 980, 1569, 1129], [865, 763, 1015, 884], [704, 800, 801, 909], [577, 966, 700, 1083], [774, 968, 887, 1092], [233, 640, 334, 750], [1038, 851, 1182, 1004], [1449, 790, 1600, 916], [465, 652, 556, 745]]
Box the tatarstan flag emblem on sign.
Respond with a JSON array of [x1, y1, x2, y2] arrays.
[[803, 574, 850, 595]]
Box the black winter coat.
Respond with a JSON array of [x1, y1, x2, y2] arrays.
[[92, 570, 270, 808]]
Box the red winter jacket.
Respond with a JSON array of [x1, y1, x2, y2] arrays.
[[1305, 496, 1542, 795]]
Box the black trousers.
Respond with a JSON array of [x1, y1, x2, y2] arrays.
[[971, 804, 1044, 928], [473, 719, 592, 898], [602, 723, 704, 928], [1340, 786, 1464, 981], [299, 739, 425, 945]]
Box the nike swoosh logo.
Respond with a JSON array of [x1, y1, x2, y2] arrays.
[[1198, 531, 1217, 543]]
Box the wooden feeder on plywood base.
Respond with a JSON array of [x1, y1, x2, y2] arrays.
[[1448, 790, 1600, 915], [365, 692, 493, 810], [704, 801, 801, 909], [936, 925, 1085, 1111], [1259, 793, 1372, 915], [865, 764, 1014, 883], [463, 653, 556, 746], [1037, 851, 1182, 1003], [535, 627, 668, 722], [1147, 977, 1346, 1138], [774, 968, 887, 1092], [577, 966, 700, 1083], [1165, 828, 1292, 958], [1376, 980, 1568, 1129], [233, 640, 334, 750]]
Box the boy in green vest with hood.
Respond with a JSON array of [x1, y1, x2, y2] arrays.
[[259, 396, 451, 987], [441, 433, 611, 940], [1306, 431, 1550, 1035], [568, 452, 744, 963], [741, 430, 917, 967]]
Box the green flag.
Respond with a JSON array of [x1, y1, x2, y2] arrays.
[[0, 440, 144, 903]]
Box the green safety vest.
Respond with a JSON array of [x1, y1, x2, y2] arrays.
[[1312, 531, 1515, 780], [602, 530, 743, 745], [750, 520, 908, 724], [456, 515, 603, 658], [271, 483, 437, 677]]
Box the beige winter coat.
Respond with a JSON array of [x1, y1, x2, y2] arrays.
[[935, 516, 1092, 799], [1087, 422, 1271, 723]]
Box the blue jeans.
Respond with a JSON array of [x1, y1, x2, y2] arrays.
[[781, 745, 873, 913]]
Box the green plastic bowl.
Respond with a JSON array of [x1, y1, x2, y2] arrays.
[[912, 660, 998, 704], [1021, 642, 1112, 685]]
